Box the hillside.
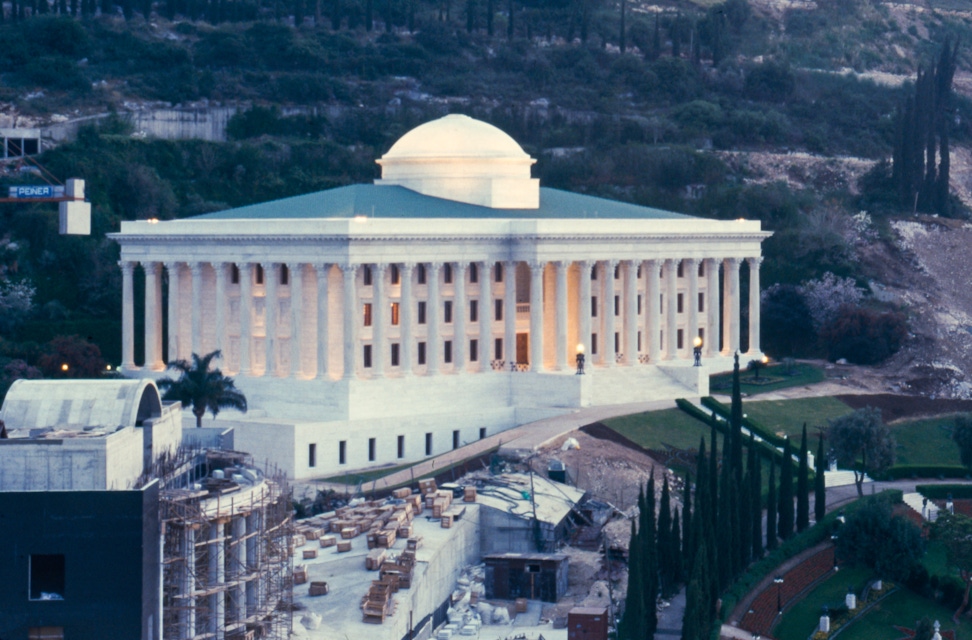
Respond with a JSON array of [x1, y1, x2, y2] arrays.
[[2, 0, 972, 395]]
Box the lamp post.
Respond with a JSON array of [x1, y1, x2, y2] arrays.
[[774, 575, 784, 613], [576, 343, 586, 375], [693, 336, 702, 367]]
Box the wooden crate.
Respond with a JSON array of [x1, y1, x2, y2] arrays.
[[341, 526, 358, 539], [397, 524, 413, 539], [293, 533, 307, 548], [309, 581, 329, 596], [441, 513, 453, 528], [433, 498, 450, 518], [515, 598, 528, 613], [303, 548, 318, 560], [463, 487, 477, 502], [418, 479, 437, 495], [377, 528, 397, 548], [337, 540, 352, 553], [392, 487, 412, 499], [294, 565, 308, 585], [406, 537, 422, 551], [366, 548, 387, 571], [320, 535, 337, 548]]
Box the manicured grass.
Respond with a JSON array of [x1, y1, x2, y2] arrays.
[[741, 396, 853, 439], [317, 461, 418, 485], [838, 587, 972, 640], [891, 416, 962, 466], [774, 565, 872, 640], [604, 407, 712, 452], [709, 363, 826, 396], [923, 541, 950, 579]]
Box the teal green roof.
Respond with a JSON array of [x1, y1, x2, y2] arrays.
[[195, 184, 693, 220]]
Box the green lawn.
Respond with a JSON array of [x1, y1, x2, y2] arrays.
[[741, 396, 854, 439], [838, 587, 972, 640], [709, 363, 826, 396], [603, 407, 712, 452], [891, 416, 963, 466], [774, 566, 872, 640]]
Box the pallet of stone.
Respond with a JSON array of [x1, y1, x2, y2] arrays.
[[320, 535, 337, 548], [303, 528, 321, 541], [293, 533, 307, 547], [377, 528, 397, 548], [303, 548, 318, 560], [361, 596, 395, 624], [329, 519, 349, 533], [515, 598, 528, 613], [336, 540, 352, 553], [463, 487, 477, 502], [335, 506, 351, 517], [418, 479, 438, 495], [308, 581, 329, 596], [341, 526, 359, 539], [433, 498, 451, 518], [410, 494, 424, 511], [294, 565, 308, 585], [378, 568, 404, 592], [397, 549, 416, 567], [406, 537, 422, 552], [366, 548, 387, 570], [397, 524, 413, 539], [366, 532, 378, 549], [441, 513, 453, 528], [392, 487, 412, 499]]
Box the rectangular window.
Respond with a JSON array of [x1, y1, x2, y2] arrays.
[[444, 340, 453, 364], [591, 296, 598, 317], [614, 295, 620, 316], [308, 443, 317, 468], [231, 264, 240, 284], [368, 438, 376, 462], [494, 299, 503, 321], [591, 265, 598, 280], [363, 345, 372, 368], [495, 262, 504, 283], [256, 264, 265, 285], [637, 265, 642, 278], [615, 332, 620, 353], [29, 554, 65, 601], [699, 293, 705, 312], [470, 339, 478, 362], [470, 263, 479, 283], [418, 342, 427, 365], [281, 264, 289, 286], [677, 294, 684, 314], [592, 333, 598, 355], [479, 427, 487, 440], [363, 266, 373, 286], [494, 338, 503, 361], [418, 264, 427, 284], [614, 264, 620, 279], [444, 263, 453, 284], [444, 300, 453, 323], [391, 302, 400, 325], [638, 331, 642, 351], [418, 301, 427, 325], [391, 264, 400, 284], [391, 343, 400, 367], [660, 294, 664, 312], [699, 328, 705, 344], [425, 432, 433, 456], [470, 300, 479, 323], [397, 435, 405, 459], [453, 430, 460, 450], [699, 261, 705, 277], [637, 294, 642, 315], [339, 440, 346, 465], [677, 262, 684, 278], [363, 303, 373, 327], [677, 329, 684, 350], [660, 330, 664, 347]]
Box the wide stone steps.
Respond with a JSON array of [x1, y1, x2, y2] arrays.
[[903, 492, 939, 522], [589, 365, 698, 406]]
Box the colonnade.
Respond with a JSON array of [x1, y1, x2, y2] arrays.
[[119, 256, 762, 377]]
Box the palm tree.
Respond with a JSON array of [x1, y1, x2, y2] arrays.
[[157, 350, 247, 428]]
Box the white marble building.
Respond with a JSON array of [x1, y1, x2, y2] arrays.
[[111, 115, 770, 479]]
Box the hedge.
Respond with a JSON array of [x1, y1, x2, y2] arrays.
[[915, 484, 972, 500], [688, 397, 788, 465], [878, 465, 971, 480], [700, 396, 788, 448]]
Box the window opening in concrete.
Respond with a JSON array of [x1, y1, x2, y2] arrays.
[[494, 338, 503, 361], [494, 299, 503, 321], [418, 301, 427, 325], [591, 265, 598, 280], [29, 554, 65, 601], [452, 430, 460, 450], [677, 262, 684, 277], [470, 263, 478, 283], [479, 427, 487, 440], [677, 329, 684, 350], [591, 296, 598, 317], [363, 303, 373, 327], [699, 261, 705, 277], [391, 343, 400, 367], [470, 339, 478, 362], [614, 332, 619, 353], [425, 432, 433, 456], [339, 441, 347, 465], [391, 302, 400, 325], [391, 264, 400, 284], [418, 264, 427, 284], [418, 342, 427, 365], [614, 264, 619, 279], [256, 264, 264, 285], [614, 295, 619, 316], [444, 301, 453, 324], [444, 264, 453, 284], [363, 266, 373, 286], [495, 262, 503, 283], [638, 331, 642, 351], [280, 265, 289, 286], [363, 345, 372, 368], [444, 340, 453, 364], [231, 264, 240, 284], [308, 443, 317, 468], [397, 435, 405, 459], [638, 294, 642, 315], [470, 300, 478, 323], [591, 333, 598, 355], [698, 293, 704, 312], [368, 438, 376, 462], [677, 294, 684, 314]]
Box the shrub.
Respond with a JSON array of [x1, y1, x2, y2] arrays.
[[819, 307, 908, 364], [836, 493, 925, 582], [881, 465, 970, 481], [916, 484, 972, 499], [952, 414, 972, 469], [744, 61, 796, 102], [760, 284, 816, 357]]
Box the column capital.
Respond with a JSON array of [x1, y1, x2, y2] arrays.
[[373, 262, 387, 275], [210, 260, 226, 270], [143, 260, 161, 276], [118, 260, 135, 273], [313, 262, 331, 274], [725, 257, 741, 269], [427, 261, 443, 273], [604, 258, 618, 268], [190, 262, 205, 276], [238, 262, 252, 274], [163, 260, 180, 270], [503, 259, 517, 269], [645, 258, 662, 275], [339, 263, 358, 275], [747, 256, 764, 268], [554, 260, 570, 271], [683, 257, 699, 268], [528, 260, 545, 272], [285, 261, 301, 271], [663, 257, 679, 267], [260, 260, 277, 269]]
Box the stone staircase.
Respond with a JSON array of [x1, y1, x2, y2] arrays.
[[902, 492, 940, 522], [589, 364, 701, 406]]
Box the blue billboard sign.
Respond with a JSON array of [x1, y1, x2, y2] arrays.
[[7, 185, 64, 199]]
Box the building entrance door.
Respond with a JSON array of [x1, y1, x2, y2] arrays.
[[516, 333, 529, 364]]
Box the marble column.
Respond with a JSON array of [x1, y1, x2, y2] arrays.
[[454, 262, 467, 372], [478, 261, 491, 373], [144, 261, 163, 370], [427, 263, 441, 375], [190, 262, 204, 356], [400, 263, 414, 375], [289, 263, 303, 377], [165, 261, 181, 363], [664, 258, 678, 359], [603, 261, 617, 367], [341, 264, 357, 380], [555, 261, 569, 371], [529, 261, 544, 372], [504, 261, 517, 367], [578, 260, 593, 364], [646, 260, 661, 363], [724, 258, 741, 354], [207, 522, 225, 639], [315, 264, 330, 379], [264, 263, 278, 376], [623, 260, 637, 365], [120, 261, 136, 369], [747, 257, 762, 355], [686, 258, 699, 351], [705, 258, 720, 358], [372, 264, 386, 377], [239, 264, 253, 375], [213, 263, 227, 358]]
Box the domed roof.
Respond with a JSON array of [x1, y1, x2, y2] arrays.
[[381, 114, 530, 160]]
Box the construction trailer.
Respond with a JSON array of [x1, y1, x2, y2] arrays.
[[483, 553, 569, 602]]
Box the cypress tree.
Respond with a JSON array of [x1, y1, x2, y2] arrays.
[[749, 435, 763, 559], [779, 437, 794, 540], [766, 461, 778, 551], [797, 424, 810, 532], [681, 538, 710, 640], [671, 507, 683, 587], [717, 447, 733, 589], [739, 467, 752, 570], [730, 352, 744, 480], [642, 474, 658, 635], [815, 433, 827, 523], [709, 421, 718, 531], [658, 475, 673, 598], [682, 472, 692, 579], [690, 440, 707, 575], [619, 518, 643, 640]]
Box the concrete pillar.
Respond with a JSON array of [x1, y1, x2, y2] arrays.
[[263, 263, 278, 376], [315, 264, 330, 379], [289, 263, 303, 377], [578, 261, 593, 364], [454, 262, 467, 372], [478, 261, 491, 373], [120, 261, 136, 369], [529, 261, 544, 372], [555, 261, 569, 371], [400, 264, 414, 375], [372, 264, 386, 377], [165, 261, 181, 363], [191, 262, 204, 356], [623, 260, 637, 365], [144, 261, 164, 370], [504, 261, 517, 367], [341, 264, 357, 380], [230, 515, 246, 623], [686, 258, 699, 351], [245, 511, 260, 617], [705, 258, 720, 358], [665, 259, 678, 360], [179, 525, 196, 640], [427, 263, 441, 375], [724, 258, 741, 354], [747, 256, 762, 356], [603, 260, 617, 367], [214, 263, 227, 358], [239, 264, 253, 375], [646, 260, 662, 363], [208, 521, 225, 640]]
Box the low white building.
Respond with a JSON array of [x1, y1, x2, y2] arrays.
[[111, 114, 770, 479]]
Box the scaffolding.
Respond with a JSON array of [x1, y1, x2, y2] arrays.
[[158, 450, 294, 640]]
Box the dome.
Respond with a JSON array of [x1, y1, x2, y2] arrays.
[[375, 114, 539, 209], [381, 114, 531, 160]]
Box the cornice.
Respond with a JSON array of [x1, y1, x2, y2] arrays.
[[111, 232, 773, 244]]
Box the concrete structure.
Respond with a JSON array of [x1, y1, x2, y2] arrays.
[[484, 553, 569, 602], [1, 127, 41, 159], [110, 114, 771, 479]]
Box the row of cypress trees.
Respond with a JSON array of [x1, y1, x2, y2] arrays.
[[620, 354, 830, 639]]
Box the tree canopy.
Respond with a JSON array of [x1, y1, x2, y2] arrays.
[[157, 350, 248, 427], [827, 407, 895, 497]]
